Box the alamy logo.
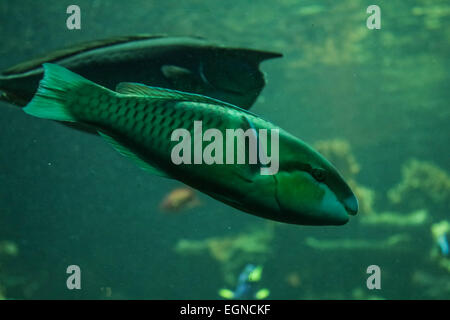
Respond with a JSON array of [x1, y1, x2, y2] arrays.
[[366, 265, 381, 290], [66, 5, 81, 30], [66, 265, 81, 290], [366, 5, 381, 30], [170, 121, 279, 175]]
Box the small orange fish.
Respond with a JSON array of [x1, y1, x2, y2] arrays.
[[159, 187, 201, 212], [285, 272, 301, 288]]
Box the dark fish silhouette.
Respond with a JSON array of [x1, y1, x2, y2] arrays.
[[0, 35, 281, 109]]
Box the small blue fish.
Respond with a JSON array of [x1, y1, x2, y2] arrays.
[[437, 234, 449, 256], [219, 264, 269, 300]]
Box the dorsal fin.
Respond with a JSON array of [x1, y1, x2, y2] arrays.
[[1, 34, 165, 75], [116, 82, 188, 99], [116, 82, 258, 116], [161, 65, 193, 79], [225, 48, 283, 64]]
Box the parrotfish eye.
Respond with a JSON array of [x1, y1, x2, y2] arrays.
[[312, 168, 327, 182]]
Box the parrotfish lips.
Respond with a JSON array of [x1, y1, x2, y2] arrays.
[[318, 184, 350, 225], [343, 194, 359, 216]]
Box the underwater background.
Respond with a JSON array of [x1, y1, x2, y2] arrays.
[[0, 0, 449, 299]]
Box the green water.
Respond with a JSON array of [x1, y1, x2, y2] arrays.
[[0, 0, 449, 299]]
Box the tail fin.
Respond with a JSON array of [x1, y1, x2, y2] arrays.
[[23, 63, 107, 122]]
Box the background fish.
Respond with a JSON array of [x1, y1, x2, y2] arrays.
[[218, 264, 270, 300], [159, 187, 201, 212], [0, 35, 281, 110]]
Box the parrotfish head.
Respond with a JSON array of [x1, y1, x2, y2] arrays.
[[270, 142, 358, 226]]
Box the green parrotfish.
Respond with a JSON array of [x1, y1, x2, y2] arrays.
[[23, 64, 358, 226]]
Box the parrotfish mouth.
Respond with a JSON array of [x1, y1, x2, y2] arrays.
[[343, 194, 359, 216], [322, 179, 359, 222], [312, 183, 356, 225], [273, 171, 358, 226]]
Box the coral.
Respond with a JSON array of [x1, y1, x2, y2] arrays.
[[352, 288, 384, 300], [175, 223, 274, 284], [305, 234, 411, 251], [412, 2, 450, 30], [175, 226, 273, 260], [286, 1, 370, 69], [175, 224, 274, 261], [412, 270, 450, 298], [388, 159, 450, 217], [360, 209, 428, 227], [314, 139, 360, 180], [0, 241, 18, 257], [314, 139, 376, 214], [350, 183, 376, 215], [0, 240, 19, 300]]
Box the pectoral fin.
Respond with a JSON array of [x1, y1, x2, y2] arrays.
[[241, 115, 261, 176], [98, 131, 169, 178], [161, 65, 193, 79], [116, 82, 258, 116]]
